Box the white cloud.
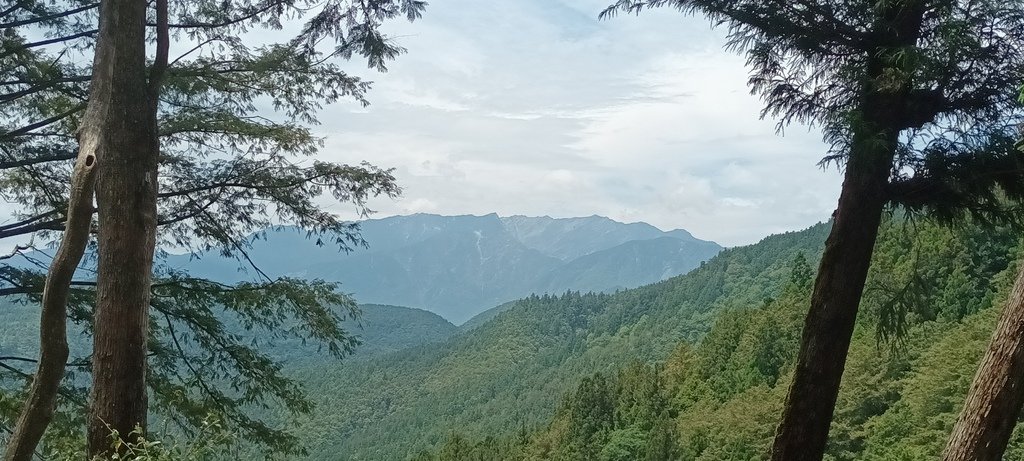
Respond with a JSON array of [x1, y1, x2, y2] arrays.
[[303, 0, 842, 246], [402, 198, 440, 214]]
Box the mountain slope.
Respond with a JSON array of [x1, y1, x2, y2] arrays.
[[538, 236, 723, 293], [414, 219, 1022, 461], [287, 222, 829, 460], [345, 304, 458, 358], [168, 214, 722, 323], [500, 215, 702, 261], [0, 302, 455, 366], [298, 304, 457, 362]]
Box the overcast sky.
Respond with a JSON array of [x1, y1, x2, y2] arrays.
[[310, 0, 842, 247]]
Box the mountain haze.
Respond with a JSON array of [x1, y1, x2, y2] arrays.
[[401, 221, 1022, 461], [272, 304, 458, 366], [171, 214, 722, 323], [0, 302, 455, 366], [288, 222, 832, 459], [500, 215, 700, 261]]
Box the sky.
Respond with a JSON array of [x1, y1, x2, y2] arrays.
[[307, 0, 844, 247], [10, 0, 844, 250]]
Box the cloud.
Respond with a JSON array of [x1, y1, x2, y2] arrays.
[[402, 198, 441, 214], [306, 0, 841, 246]]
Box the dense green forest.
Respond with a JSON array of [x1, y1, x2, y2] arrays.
[[284, 222, 828, 458], [0, 303, 456, 373], [2, 0, 1022, 458], [281, 217, 1018, 460]]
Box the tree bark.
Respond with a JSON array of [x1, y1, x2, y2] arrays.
[[3, 143, 97, 461], [769, 120, 895, 461], [769, 3, 927, 458], [942, 265, 1024, 461], [82, 0, 158, 456]]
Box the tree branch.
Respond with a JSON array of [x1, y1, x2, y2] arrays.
[[148, 0, 169, 96], [153, 0, 291, 29], [4, 136, 97, 461], [0, 3, 99, 29], [0, 104, 86, 141], [0, 152, 76, 170], [0, 29, 98, 59]]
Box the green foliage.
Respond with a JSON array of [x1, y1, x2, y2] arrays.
[[397, 216, 1020, 461], [0, 0, 425, 456], [47, 419, 235, 461], [282, 222, 831, 459], [865, 218, 1017, 347]]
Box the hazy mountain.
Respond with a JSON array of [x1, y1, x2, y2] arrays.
[[287, 222, 832, 459], [272, 304, 458, 365], [167, 213, 722, 324], [348, 304, 458, 357], [539, 236, 721, 293], [501, 214, 698, 261], [0, 301, 455, 367]]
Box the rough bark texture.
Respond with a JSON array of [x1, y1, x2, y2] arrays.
[[3, 146, 97, 461], [942, 266, 1024, 461], [769, 117, 895, 461], [84, 0, 158, 456], [770, 3, 927, 459]]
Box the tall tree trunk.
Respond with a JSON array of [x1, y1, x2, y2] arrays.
[[3, 146, 97, 461], [769, 4, 926, 458], [942, 265, 1024, 461], [83, 0, 158, 456], [768, 125, 895, 461]]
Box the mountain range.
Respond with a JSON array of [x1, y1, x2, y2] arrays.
[[1, 214, 1013, 460], [168, 214, 722, 323], [285, 221, 833, 459], [316, 217, 1017, 461], [0, 301, 455, 366]]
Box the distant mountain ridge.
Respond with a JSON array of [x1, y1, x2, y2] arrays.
[[287, 222, 832, 460], [500, 214, 698, 261], [169, 213, 722, 323], [0, 301, 455, 368], [273, 304, 458, 365]]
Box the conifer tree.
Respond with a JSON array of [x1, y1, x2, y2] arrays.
[[0, 0, 424, 457], [942, 89, 1024, 461], [602, 1, 1024, 459], [942, 261, 1024, 461]]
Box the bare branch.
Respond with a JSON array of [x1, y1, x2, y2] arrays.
[[0, 3, 99, 29]]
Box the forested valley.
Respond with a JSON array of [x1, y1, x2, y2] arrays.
[[284, 217, 1023, 460], [400, 217, 1023, 460], [1, 0, 1024, 460]]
